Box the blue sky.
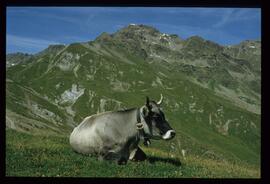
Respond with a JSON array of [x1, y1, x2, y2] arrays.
[[7, 7, 261, 54]]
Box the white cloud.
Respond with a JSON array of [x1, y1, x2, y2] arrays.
[[213, 8, 260, 28], [212, 9, 234, 28], [7, 7, 83, 25], [7, 34, 61, 50]]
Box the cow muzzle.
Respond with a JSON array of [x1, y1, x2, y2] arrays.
[[162, 130, 176, 140]]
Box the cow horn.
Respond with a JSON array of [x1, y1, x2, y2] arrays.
[[157, 94, 163, 105]]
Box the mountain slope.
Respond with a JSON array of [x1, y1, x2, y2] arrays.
[[6, 24, 261, 171], [6, 52, 33, 67]]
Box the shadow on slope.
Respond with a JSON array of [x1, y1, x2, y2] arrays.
[[147, 155, 181, 167]]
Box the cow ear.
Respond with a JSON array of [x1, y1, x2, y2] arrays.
[[142, 106, 149, 116], [146, 96, 150, 105], [146, 96, 151, 110]]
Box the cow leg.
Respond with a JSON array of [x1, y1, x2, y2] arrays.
[[102, 151, 128, 165], [129, 148, 138, 160], [130, 147, 147, 161], [117, 157, 128, 165], [102, 151, 120, 161], [114, 146, 132, 165], [118, 150, 131, 165]]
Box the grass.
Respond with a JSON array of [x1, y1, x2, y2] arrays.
[[5, 38, 260, 178], [6, 129, 260, 178]]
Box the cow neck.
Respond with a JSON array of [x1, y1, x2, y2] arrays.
[[136, 107, 151, 146]]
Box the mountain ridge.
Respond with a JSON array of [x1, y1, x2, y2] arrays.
[[6, 24, 261, 167]]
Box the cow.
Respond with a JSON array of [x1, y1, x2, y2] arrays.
[[69, 94, 176, 164]]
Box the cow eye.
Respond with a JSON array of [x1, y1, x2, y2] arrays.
[[152, 113, 159, 118]]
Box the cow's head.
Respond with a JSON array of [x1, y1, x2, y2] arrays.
[[142, 94, 176, 140]]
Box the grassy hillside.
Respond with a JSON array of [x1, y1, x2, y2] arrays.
[[6, 129, 259, 178], [6, 24, 261, 178]]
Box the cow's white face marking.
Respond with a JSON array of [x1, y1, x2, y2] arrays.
[[162, 130, 176, 140]]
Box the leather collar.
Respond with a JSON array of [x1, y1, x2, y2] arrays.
[[136, 108, 151, 146]]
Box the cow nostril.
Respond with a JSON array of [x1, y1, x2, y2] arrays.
[[170, 131, 176, 138]]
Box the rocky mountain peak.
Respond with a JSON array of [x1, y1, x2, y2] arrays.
[[111, 24, 162, 42], [186, 35, 205, 42], [36, 44, 66, 57], [95, 32, 112, 42], [117, 24, 160, 35]]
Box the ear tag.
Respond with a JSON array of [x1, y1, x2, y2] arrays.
[[136, 123, 144, 130]]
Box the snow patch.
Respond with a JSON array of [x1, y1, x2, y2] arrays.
[[6, 116, 16, 129], [30, 103, 62, 125], [189, 102, 196, 113], [158, 72, 168, 78], [174, 102, 179, 109], [73, 64, 81, 78], [222, 120, 232, 135], [250, 121, 257, 129], [197, 109, 204, 113], [99, 99, 107, 113], [66, 106, 75, 117], [74, 53, 80, 60], [88, 90, 96, 103], [57, 84, 85, 105], [209, 113, 212, 125], [110, 80, 131, 92], [57, 52, 76, 71], [152, 76, 163, 87], [55, 83, 61, 89], [97, 98, 123, 113], [86, 74, 94, 81], [118, 71, 124, 77], [217, 106, 224, 117], [216, 119, 235, 136]]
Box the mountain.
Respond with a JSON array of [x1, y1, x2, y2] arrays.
[[6, 24, 261, 167], [6, 52, 33, 67], [95, 24, 261, 114]]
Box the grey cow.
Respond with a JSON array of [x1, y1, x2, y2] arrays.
[[69, 94, 176, 164]]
